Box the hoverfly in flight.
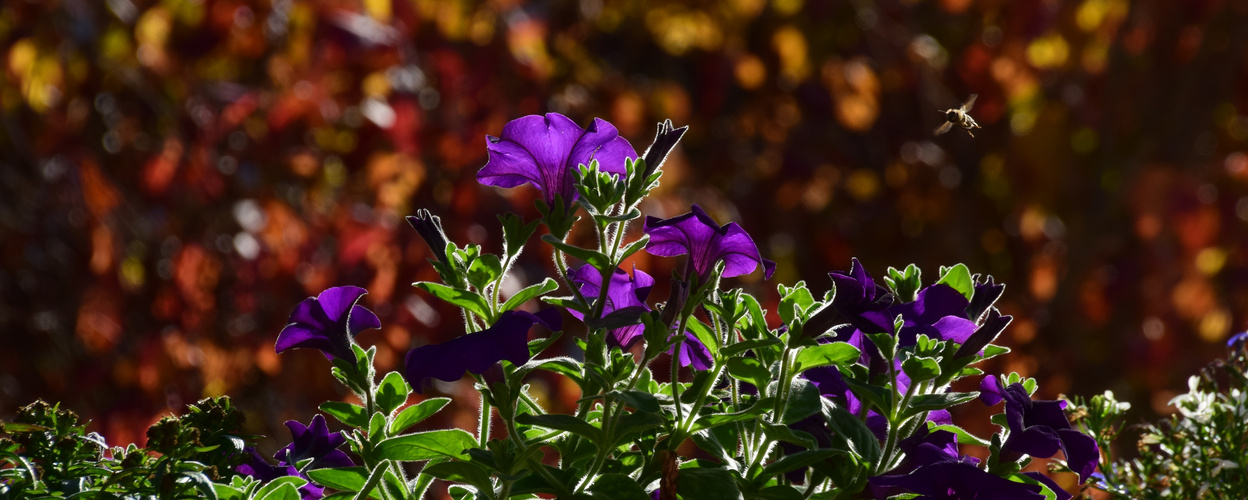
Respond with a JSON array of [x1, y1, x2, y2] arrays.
[[935, 94, 981, 137]]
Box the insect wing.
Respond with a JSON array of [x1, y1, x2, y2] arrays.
[[960, 94, 979, 112], [934, 121, 954, 136]]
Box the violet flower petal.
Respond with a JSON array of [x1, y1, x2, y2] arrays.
[[643, 204, 773, 281], [404, 310, 555, 393], [869, 461, 1045, 500], [275, 286, 379, 362]]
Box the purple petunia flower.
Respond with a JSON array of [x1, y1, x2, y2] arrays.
[[980, 376, 1100, 484], [868, 461, 1045, 500], [276, 286, 382, 364], [239, 416, 354, 500], [643, 204, 776, 283], [477, 113, 638, 207], [237, 447, 287, 481], [671, 334, 713, 370], [568, 265, 654, 350], [889, 284, 978, 348], [825, 258, 896, 335], [275, 414, 354, 471], [403, 310, 560, 393], [406, 209, 451, 264]]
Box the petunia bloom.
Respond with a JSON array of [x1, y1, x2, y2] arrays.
[[868, 461, 1045, 500], [981, 377, 1100, 484], [275, 414, 354, 471], [568, 265, 654, 349], [477, 113, 638, 207], [643, 204, 776, 283], [276, 286, 382, 363], [639, 119, 688, 178], [406, 209, 451, 263], [403, 310, 560, 393]]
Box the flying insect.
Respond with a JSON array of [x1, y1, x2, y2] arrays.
[[935, 94, 981, 137]]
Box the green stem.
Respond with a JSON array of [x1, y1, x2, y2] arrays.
[[772, 347, 794, 419], [479, 392, 491, 448]]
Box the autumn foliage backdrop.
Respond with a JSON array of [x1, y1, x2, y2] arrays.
[[3, 0, 1248, 456]]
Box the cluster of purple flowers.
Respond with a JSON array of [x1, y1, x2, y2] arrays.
[[266, 112, 1099, 499]]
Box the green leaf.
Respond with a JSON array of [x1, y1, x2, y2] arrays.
[[843, 377, 892, 413], [927, 422, 991, 447], [320, 402, 369, 429], [390, 398, 451, 434], [759, 422, 817, 448], [904, 392, 979, 415], [527, 330, 564, 358], [824, 408, 881, 468], [540, 234, 611, 269], [588, 473, 650, 500], [375, 372, 411, 416], [793, 343, 861, 373], [617, 235, 651, 262], [611, 411, 665, 445], [782, 379, 822, 424], [936, 263, 974, 301], [258, 483, 300, 500], [777, 282, 815, 328], [884, 264, 922, 303], [368, 412, 386, 443], [467, 254, 503, 290], [422, 461, 494, 492], [740, 293, 769, 340], [727, 357, 771, 391], [677, 467, 743, 500], [900, 355, 941, 383], [413, 282, 492, 321], [515, 414, 600, 441], [254, 476, 308, 500], [686, 318, 720, 360], [746, 485, 804, 500], [690, 398, 774, 432], [515, 356, 583, 385], [610, 390, 660, 413], [502, 278, 560, 312], [760, 449, 841, 478], [306, 467, 370, 493], [1009, 472, 1059, 500], [373, 429, 476, 462], [213, 483, 246, 500], [721, 337, 783, 358]]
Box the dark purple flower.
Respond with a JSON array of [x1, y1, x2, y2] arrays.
[[952, 309, 1012, 359], [477, 113, 638, 207], [643, 204, 776, 283], [274, 415, 354, 471], [671, 333, 713, 370], [406, 209, 450, 263], [981, 377, 1100, 484], [824, 258, 895, 335], [868, 461, 1045, 500], [640, 120, 688, 178], [893, 426, 980, 475], [890, 284, 978, 348], [966, 275, 1005, 322], [238, 447, 287, 481], [238, 448, 327, 500], [568, 265, 654, 349], [403, 310, 560, 393], [276, 286, 382, 363]]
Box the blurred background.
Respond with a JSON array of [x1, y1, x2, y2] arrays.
[[3, 0, 1248, 475]]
